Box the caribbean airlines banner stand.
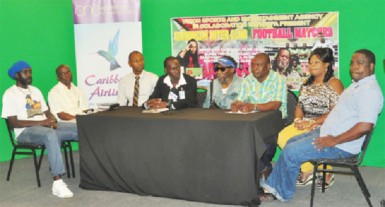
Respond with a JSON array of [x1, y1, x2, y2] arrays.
[[72, 0, 142, 107], [171, 12, 339, 91]]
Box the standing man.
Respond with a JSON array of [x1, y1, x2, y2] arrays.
[[48, 64, 88, 122], [311, 32, 335, 54], [2, 61, 78, 198], [117, 51, 158, 106], [146, 56, 197, 110], [203, 56, 243, 109], [231, 53, 287, 180], [260, 49, 383, 202]]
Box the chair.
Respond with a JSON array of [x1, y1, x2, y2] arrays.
[[5, 119, 46, 187], [309, 129, 374, 207], [285, 90, 298, 126], [61, 140, 76, 178], [5, 119, 77, 186], [196, 87, 207, 108]]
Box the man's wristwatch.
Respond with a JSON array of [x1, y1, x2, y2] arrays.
[[254, 104, 259, 111]]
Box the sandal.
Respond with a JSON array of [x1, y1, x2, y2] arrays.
[[317, 173, 335, 189], [259, 192, 277, 202], [296, 172, 314, 186]]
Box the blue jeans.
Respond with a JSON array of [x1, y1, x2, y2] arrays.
[[17, 122, 78, 177], [261, 128, 352, 201]]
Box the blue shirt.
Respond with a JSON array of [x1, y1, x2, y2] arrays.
[[203, 75, 243, 109], [321, 75, 383, 154]]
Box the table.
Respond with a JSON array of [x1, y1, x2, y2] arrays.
[[77, 107, 284, 205]]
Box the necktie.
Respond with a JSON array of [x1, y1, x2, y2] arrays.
[[133, 76, 140, 106]]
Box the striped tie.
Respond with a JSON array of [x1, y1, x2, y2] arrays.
[[133, 76, 140, 106]]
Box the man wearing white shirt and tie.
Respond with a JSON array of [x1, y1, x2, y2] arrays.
[[117, 51, 158, 106]]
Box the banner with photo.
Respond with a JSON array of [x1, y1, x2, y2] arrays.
[[171, 12, 339, 90], [73, 0, 142, 107]]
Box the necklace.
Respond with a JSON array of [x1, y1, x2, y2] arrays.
[[16, 86, 31, 96]]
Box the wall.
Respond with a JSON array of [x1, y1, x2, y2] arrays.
[[1, 0, 385, 166], [0, 0, 77, 161], [141, 0, 385, 167]]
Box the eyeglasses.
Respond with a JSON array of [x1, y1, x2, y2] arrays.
[[214, 67, 227, 72]]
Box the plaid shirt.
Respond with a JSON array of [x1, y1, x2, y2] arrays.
[[237, 70, 287, 118]]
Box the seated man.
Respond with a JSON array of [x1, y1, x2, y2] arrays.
[[117, 51, 159, 106], [260, 49, 383, 202], [203, 56, 243, 109], [145, 56, 197, 110], [231, 53, 287, 179], [2, 61, 79, 198], [48, 64, 89, 122]]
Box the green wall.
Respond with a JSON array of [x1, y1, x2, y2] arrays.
[[1, 0, 385, 166]]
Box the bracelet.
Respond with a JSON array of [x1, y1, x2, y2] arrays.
[[294, 118, 301, 122], [309, 119, 316, 125]]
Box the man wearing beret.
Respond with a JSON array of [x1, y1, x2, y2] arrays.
[[2, 61, 77, 198]]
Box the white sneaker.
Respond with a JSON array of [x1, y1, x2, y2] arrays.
[[52, 179, 74, 198]]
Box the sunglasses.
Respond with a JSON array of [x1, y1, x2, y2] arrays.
[[214, 67, 227, 72]]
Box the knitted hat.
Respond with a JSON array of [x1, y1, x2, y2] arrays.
[[8, 61, 31, 79]]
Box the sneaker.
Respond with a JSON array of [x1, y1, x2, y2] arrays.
[[317, 173, 335, 190], [52, 179, 74, 198], [296, 172, 314, 186]]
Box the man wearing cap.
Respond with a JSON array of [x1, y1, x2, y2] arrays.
[[203, 56, 243, 109], [231, 53, 287, 180], [48, 64, 89, 122], [2, 61, 78, 198]]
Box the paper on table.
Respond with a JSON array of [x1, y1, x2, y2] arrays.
[[142, 108, 169, 113], [225, 110, 258, 114]]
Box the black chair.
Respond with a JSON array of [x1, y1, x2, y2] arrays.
[[5, 119, 46, 187], [285, 90, 298, 126], [196, 87, 207, 108], [61, 140, 76, 178], [309, 129, 374, 207], [5, 119, 77, 186]]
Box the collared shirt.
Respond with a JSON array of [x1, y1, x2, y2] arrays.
[[237, 70, 287, 118], [163, 74, 187, 89], [321, 75, 383, 154], [48, 82, 88, 122], [203, 75, 244, 109], [117, 70, 158, 106]]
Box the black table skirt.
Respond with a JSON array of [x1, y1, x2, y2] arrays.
[[77, 107, 284, 205]]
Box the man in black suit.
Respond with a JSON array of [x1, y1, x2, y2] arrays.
[[145, 56, 197, 110]]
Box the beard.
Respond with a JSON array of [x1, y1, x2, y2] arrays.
[[278, 60, 289, 70], [18, 76, 32, 87]]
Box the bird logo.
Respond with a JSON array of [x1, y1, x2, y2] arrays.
[[97, 29, 121, 70]]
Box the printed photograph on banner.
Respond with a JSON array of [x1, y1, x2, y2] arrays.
[[171, 12, 339, 91]]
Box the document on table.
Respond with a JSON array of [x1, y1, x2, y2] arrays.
[[142, 108, 169, 113], [225, 110, 258, 114]]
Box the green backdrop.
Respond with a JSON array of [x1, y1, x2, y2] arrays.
[[1, 0, 384, 167]]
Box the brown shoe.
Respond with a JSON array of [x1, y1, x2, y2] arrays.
[[261, 166, 272, 181]]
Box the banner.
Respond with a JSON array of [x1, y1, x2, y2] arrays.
[[73, 0, 142, 107], [171, 12, 339, 90]]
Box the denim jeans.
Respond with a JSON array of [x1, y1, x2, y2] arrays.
[[17, 122, 79, 177], [261, 128, 352, 201]]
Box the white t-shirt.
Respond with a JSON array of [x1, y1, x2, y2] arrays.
[[2, 85, 48, 138], [48, 82, 88, 121]]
